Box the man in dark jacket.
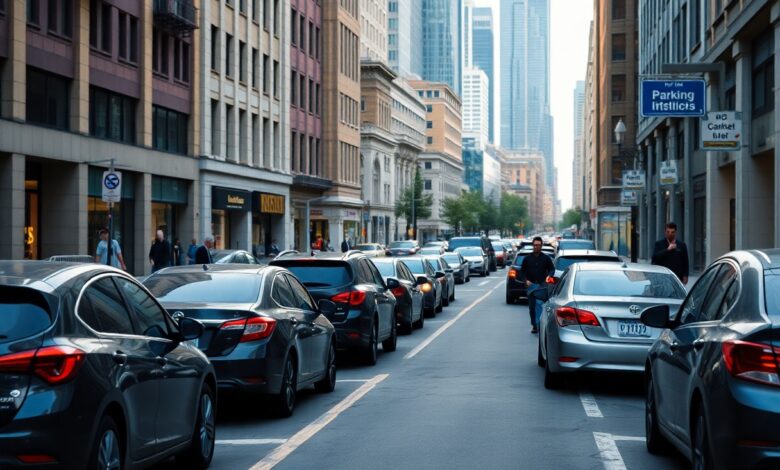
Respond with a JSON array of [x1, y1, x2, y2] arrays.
[[652, 222, 689, 285], [148, 230, 172, 272], [341, 237, 351, 253], [194, 237, 214, 264], [520, 237, 555, 333]]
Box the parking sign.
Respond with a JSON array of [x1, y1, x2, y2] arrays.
[[102, 171, 122, 203]]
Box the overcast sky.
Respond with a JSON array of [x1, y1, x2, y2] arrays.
[[472, 0, 593, 212]]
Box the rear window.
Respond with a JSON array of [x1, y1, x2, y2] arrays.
[[400, 259, 426, 273], [512, 254, 528, 267], [372, 262, 395, 277], [492, 243, 505, 250], [282, 263, 353, 288], [573, 270, 686, 299], [144, 273, 262, 303], [0, 287, 53, 343], [456, 247, 483, 257], [420, 248, 441, 255], [426, 258, 442, 270], [442, 254, 460, 265], [559, 241, 595, 250], [448, 238, 480, 251], [765, 273, 780, 317], [390, 241, 416, 249], [556, 256, 619, 271]]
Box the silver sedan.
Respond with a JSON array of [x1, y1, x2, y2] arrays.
[[538, 262, 686, 389]]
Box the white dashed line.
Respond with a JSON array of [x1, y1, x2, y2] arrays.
[[593, 433, 645, 470], [579, 392, 604, 418], [336, 379, 370, 383], [478, 280, 490, 286], [216, 439, 287, 445]]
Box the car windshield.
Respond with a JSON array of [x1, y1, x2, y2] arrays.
[[512, 254, 529, 266], [426, 258, 442, 270], [442, 254, 460, 265], [372, 261, 395, 277], [556, 256, 619, 271], [144, 273, 262, 303], [457, 247, 483, 257], [573, 270, 686, 299], [420, 248, 441, 255], [400, 259, 426, 273], [390, 241, 416, 249], [448, 238, 480, 250], [278, 263, 353, 288]]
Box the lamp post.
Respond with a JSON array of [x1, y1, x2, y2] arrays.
[[614, 119, 640, 263]]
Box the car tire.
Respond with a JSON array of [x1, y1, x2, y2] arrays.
[[414, 304, 425, 329], [537, 340, 546, 368], [362, 323, 379, 366], [435, 295, 443, 313], [506, 293, 514, 304], [692, 404, 712, 470], [543, 342, 564, 390], [273, 355, 298, 417], [89, 415, 123, 470], [176, 383, 216, 469], [645, 375, 668, 454], [382, 319, 397, 352], [450, 288, 455, 302], [314, 341, 337, 393], [442, 289, 450, 306]]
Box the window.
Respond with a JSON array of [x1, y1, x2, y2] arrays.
[[101, 1, 112, 52], [251, 48, 258, 88], [427, 136, 433, 144], [79, 277, 134, 335], [152, 29, 169, 76], [272, 275, 298, 308], [152, 106, 188, 154], [48, 0, 73, 37], [424, 179, 432, 190], [424, 162, 432, 169], [225, 34, 233, 77], [752, 30, 774, 117], [239, 41, 246, 82], [264, 0, 270, 30], [27, 0, 40, 25], [612, 0, 625, 19], [286, 274, 316, 311], [611, 74, 626, 102], [316, 84, 321, 114], [678, 267, 721, 325], [273, 60, 280, 97], [273, 0, 279, 33], [699, 264, 737, 322], [117, 13, 139, 63], [612, 34, 626, 61], [89, 0, 111, 52], [426, 105, 432, 112], [0, 0, 5, 15], [239, 0, 246, 14], [299, 73, 306, 109], [611, 116, 624, 143], [210, 26, 218, 71], [426, 121, 433, 129], [26, 68, 69, 130], [263, 54, 270, 93], [316, 27, 321, 59], [309, 21, 314, 56], [299, 16, 305, 50], [309, 79, 314, 112], [145, 273, 262, 303], [116, 278, 170, 339], [90, 87, 136, 144], [291, 73, 297, 106], [291, 8, 297, 46]]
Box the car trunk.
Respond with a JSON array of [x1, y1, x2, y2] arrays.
[[573, 296, 682, 344], [163, 303, 256, 357], [273, 261, 355, 323], [0, 286, 56, 428]]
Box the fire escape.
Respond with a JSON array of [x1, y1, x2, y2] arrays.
[[153, 0, 198, 37]]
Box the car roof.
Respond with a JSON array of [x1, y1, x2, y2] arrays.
[[151, 264, 276, 276], [0, 260, 120, 290], [558, 239, 593, 243], [574, 261, 672, 274], [274, 251, 364, 262], [556, 249, 618, 258]]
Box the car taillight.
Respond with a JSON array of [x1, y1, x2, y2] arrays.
[[722, 340, 780, 387], [331, 291, 367, 307], [220, 316, 277, 342], [0, 346, 86, 385], [420, 282, 432, 293], [391, 286, 406, 298], [555, 307, 600, 327], [508, 269, 517, 279]]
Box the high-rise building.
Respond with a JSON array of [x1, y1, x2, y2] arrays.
[[463, 139, 501, 206], [472, 7, 495, 144], [572, 81, 585, 210], [462, 0, 474, 68], [360, 0, 388, 63], [387, 0, 423, 77], [422, 0, 461, 95], [462, 68, 489, 151]]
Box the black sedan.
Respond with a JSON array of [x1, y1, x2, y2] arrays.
[[370, 257, 426, 333], [144, 265, 337, 417], [0, 261, 216, 470], [442, 252, 470, 284], [640, 249, 780, 469], [400, 257, 444, 316]]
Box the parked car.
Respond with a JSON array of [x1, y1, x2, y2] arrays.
[[442, 252, 470, 284], [556, 239, 596, 253], [639, 249, 780, 469], [354, 243, 385, 258], [448, 236, 497, 272], [370, 258, 426, 333], [0, 261, 216, 469], [270, 252, 397, 365], [387, 240, 420, 256], [399, 257, 444, 316], [212, 249, 262, 264], [456, 246, 489, 277], [492, 242, 509, 268], [425, 240, 449, 251], [538, 262, 686, 389], [420, 246, 446, 256], [553, 249, 621, 277], [501, 240, 518, 261], [506, 249, 535, 304], [423, 256, 455, 305], [144, 264, 337, 417]]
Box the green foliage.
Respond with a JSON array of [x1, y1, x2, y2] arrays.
[[559, 207, 582, 230], [440, 190, 529, 236], [395, 168, 433, 222], [499, 192, 530, 236]]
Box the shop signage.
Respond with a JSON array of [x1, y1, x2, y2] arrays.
[[255, 193, 285, 214], [622, 170, 646, 190], [659, 160, 679, 185], [343, 209, 358, 219], [212, 187, 251, 211], [621, 190, 639, 206], [700, 111, 742, 150], [310, 209, 323, 216], [101, 170, 122, 203], [641, 79, 706, 117]]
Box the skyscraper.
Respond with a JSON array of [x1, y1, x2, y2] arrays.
[[472, 7, 495, 144], [572, 81, 585, 210], [387, 0, 423, 77], [462, 68, 489, 151], [422, 0, 461, 94]]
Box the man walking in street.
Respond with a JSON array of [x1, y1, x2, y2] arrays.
[[95, 228, 127, 271], [652, 222, 689, 285], [149, 229, 172, 272], [520, 236, 555, 334], [341, 236, 352, 253], [194, 236, 214, 264]]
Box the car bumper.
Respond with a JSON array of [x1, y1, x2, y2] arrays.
[[423, 291, 437, 308], [468, 264, 485, 273], [548, 327, 651, 373], [211, 351, 285, 394], [506, 281, 527, 299], [328, 313, 373, 349]]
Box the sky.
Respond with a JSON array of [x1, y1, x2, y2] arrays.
[[472, 0, 593, 213]]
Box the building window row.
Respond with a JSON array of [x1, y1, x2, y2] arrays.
[[340, 0, 357, 19], [291, 130, 322, 176], [291, 71, 321, 115], [90, 87, 136, 144], [339, 93, 359, 128], [153, 28, 190, 83], [340, 142, 359, 184], [291, 7, 321, 59], [339, 24, 359, 81], [26, 67, 69, 130], [153, 106, 189, 154], [28, 0, 73, 39]]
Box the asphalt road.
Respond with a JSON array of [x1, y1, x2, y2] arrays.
[[177, 273, 691, 470]]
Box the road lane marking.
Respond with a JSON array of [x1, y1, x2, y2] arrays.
[[249, 374, 389, 470], [216, 439, 287, 445], [404, 282, 503, 360], [478, 280, 490, 286], [336, 379, 370, 383], [593, 433, 645, 470], [579, 392, 604, 418]]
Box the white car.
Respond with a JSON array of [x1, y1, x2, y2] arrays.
[[355, 243, 385, 258], [455, 247, 488, 277]]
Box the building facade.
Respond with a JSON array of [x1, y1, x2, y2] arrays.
[[501, 150, 546, 230], [359, 0, 386, 63], [462, 67, 489, 151], [472, 6, 495, 144], [463, 138, 501, 205], [386, 0, 423, 78], [573, 80, 585, 210], [421, 0, 461, 95], [0, 0, 199, 275]]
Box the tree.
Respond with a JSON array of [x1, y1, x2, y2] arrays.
[[395, 168, 433, 239], [499, 193, 530, 236], [559, 207, 582, 230]]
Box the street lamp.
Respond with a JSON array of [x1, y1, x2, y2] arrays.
[[613, 119, 639, 263], [614, 118, 627, 146]]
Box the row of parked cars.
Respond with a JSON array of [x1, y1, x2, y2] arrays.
[[514, 242, 780, 469]]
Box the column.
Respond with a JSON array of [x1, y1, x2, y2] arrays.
[[71, 0, 90, 134], [639, 145, 648, 260], [654, 130, 665, 239], [41, 162, 88, 258], [683, 117, 695, 267], [645, 139, 656, 257], [135, 174, 153, 275], [773, 3, 780, 246], [0, 153, 25, 259], [705, 73, 732, 264], [178, 180, 199, 254], [668, 122, 683, 228], [139, 0, 154, 146], [1, 0, 26, 120]]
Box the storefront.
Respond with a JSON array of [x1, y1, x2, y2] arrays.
[[24, 161, 41, 260], [151, 176, 189, 245], [252, 191, 286, 256], [211, 187, 251, 250], [87, 166, 135, 271], [598, 208, 631, 257]]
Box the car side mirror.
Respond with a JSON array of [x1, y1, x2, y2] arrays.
[[416, 275, 429, 286], [640, 305, 671, 329], [435, 271, 446, 279], [179, 317, 204, 341], [386, 277, 401, 289], [318, 299, 337, 315]]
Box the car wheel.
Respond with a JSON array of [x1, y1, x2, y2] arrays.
[[90, 415, 123, 470], [274, 355, 298, 417], [176, 383, 216, 469], [382, 319, 397, 352], [450, 288, 455, 302], [442, 288, 450, 306], [506, 293, 514, 304], [314, 341, 337, 393], [537, 339, 546, 368], [645, 375, 668, 454], [435, 294, 443, 312], [543, 341, 564, 390], [414, 303, 425, 329], [362, 322, 379, 366], [692, 404, 712, 470]]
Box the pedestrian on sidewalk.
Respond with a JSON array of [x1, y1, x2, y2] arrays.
[[194, 236, 214, 264], [95, 228, 127, 271], [651, 222, 689, 285], [172, 238, 183, 266], [149, 230, 172, 272], [520, 236, 555, 334], [187, 238, 198, 264]]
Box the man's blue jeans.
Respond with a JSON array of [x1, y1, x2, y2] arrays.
[[527, 284, 545, 328]]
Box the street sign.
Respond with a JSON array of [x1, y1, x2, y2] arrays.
[[660, 160, 678, 185], [700, 111, 742, 150], [101, 170, 122, 203], [621, 190, 639, 206], [640, 80, 706, 117], [622, 170, 646, 190]]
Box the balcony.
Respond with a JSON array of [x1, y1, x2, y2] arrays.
[[154, 0, 198, 36]]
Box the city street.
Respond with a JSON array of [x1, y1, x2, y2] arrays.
[[191, 275, 688, 470]]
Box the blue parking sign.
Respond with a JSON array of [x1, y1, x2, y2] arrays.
[[640, 80, 706, 117]]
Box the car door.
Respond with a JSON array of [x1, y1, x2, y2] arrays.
[[115, 277, 199, 450], [286, 274, 330, 377], [653, 265, 722, 438], [363, 259, 394, 340], [77, 276, 161, 461], [271, 274, 314, 382]]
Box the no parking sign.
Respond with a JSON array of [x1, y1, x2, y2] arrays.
[[102, 170, 122, 203]]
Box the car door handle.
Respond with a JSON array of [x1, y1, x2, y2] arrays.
[[156, 356, 168, 366], [112, 351, 128, 365], [693, 339, 705, 350]]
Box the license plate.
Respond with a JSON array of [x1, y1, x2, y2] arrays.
[[617, 320, 649, 337]]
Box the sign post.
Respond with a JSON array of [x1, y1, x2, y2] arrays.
[[700, 111, 742, 150], [622, 170, 646, 190], [640, 79, 706, 117], [101, 164, 121, 266]]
